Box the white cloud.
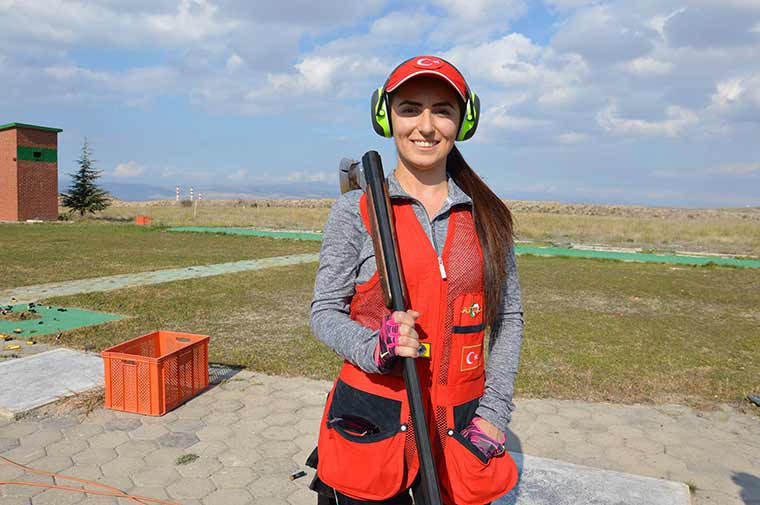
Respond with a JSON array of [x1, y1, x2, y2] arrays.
[[597, 102, 698, 137], [557, 132, 588, 144], [226, 169, 250, 181], [625, 57, 673, 76], [710, 162, 760, 177], [113, 161, 146, 178], [147, 0, 238, 42], [286, 171, 331, 183]]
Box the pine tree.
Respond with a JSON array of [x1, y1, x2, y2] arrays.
[[61, 138, 111, 216]]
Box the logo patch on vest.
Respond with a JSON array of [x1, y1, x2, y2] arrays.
[[461, 303, 481, 318], [460, 344, 482, 371]]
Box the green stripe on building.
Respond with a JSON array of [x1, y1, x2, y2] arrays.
[[17, 146, 57, 163], [0, 122, 63, 133]]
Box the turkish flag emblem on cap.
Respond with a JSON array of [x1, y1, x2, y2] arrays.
[[385, 55, 468, 101]]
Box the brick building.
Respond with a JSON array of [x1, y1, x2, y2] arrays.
[[0, 122, 62, 221]]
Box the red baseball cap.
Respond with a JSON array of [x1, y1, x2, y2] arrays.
[[385, 56, 468, 102]]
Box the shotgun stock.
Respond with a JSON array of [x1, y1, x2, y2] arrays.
[[338, 153, 442, 505]]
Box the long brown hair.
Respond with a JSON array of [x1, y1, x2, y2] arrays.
[[447, 146, 514, 326]]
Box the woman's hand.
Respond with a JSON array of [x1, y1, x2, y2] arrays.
[[461, 416, 506, 460], [374, 310, 422, 371]]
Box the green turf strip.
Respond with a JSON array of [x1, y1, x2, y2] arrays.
[[0, 304, 123, 337], [168, 226, 322, 241], [168, 227, 760, 268]]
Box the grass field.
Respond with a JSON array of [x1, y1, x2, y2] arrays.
[[5, 204, 759, 411], [0, 223, 321, 288], [35, 256, 760, 410], [87, 199, 760, 257]]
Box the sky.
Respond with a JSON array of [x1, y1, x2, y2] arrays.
[[1, 0, 759, 207]]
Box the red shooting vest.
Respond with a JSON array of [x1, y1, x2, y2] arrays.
[[317, 194, 518, 505]]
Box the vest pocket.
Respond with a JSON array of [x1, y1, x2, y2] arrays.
[[450, 293, 486, 384], [317, 379, 407, 500], [441, 427, 518, 505]]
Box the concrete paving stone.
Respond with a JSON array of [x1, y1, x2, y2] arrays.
[[1, 445, 46, 465], [623, 436, 665, 454], [0, 472, 53, 497], [639, 452, 691, 480], [0, 422, 40, 439], [549, 427, 586, 443], [114, 439, 158, 459], [295, 406, 325, 421], [201, 488, 253, 505], [251, 456, 299, 476], [287, 487, 316, 505], [561, 440, 606, 462], [127, 423, 168, 441], [0, 437, 20, 453], [166, 418, 206, 433], [293, 419, 319, 436], [184, 393, 216, 407], [264, 412, 300, 428], [124, 486, 170, 502], [0, 497, 31, 505], [130, 466, 181, 487], [142, 447, 184, 467], [195, 426, 233, 442], [607, 424, 645, 438], [247, 474, 297, 497], [693, 487, 745, 505], [570, 416, 612, 433], [157, 431, 200, 448], [23, 431, 63, 448], [39, 416, 80, 430], [520, 437, 569, 461], [212, 389, 247, 401], [90, 475, 134, 494], [176, 457, 222, 478], [0, 461, 25, 481], [44, 439, 88, 458], [236, 405, 275, 420], [88, 431, 129, 450], [210, 466, 258, 488], [519, 400, 558, 416], [555, 406, 592, 421], [269, 399, 301, 412], [292, 447, 314, 468], [251, 498, 290, 505], [103, 418, 141, 432], [200, 413, 239, 426], [585, 431, 629, 450], [75, 496, 120, 505], [29, 488, 84, 505], [218, 448, 263, 467], [58, 462, 104, 482], [184, 440, 229, 458], [70, 448, 117, 466], [166, 477, 216, 500], [63, 423, 104, 441], [602, 445, 651, 475], [293, 434, 317, 452], [218, 379, 251, 391], [173, 406, 209, 420], [258, 440, 299, 458], [209, 400, 243, 413], [99, 456, 145, 477], [261, 426, 296, 441]]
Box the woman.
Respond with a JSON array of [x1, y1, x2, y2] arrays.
[[309, 56, 523, 505]]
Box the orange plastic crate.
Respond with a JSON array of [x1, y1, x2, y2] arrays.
[[135, 215, 151, 225], [102, 330, 210, 416]]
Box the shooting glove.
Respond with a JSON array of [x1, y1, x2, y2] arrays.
[[373, 314, 401, 372], [461, 417, 506, 460]]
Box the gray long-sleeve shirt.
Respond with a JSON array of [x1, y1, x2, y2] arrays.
[[310, 171, 524, 432]]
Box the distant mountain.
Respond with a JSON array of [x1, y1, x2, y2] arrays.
[[59, 179, 339, 201]]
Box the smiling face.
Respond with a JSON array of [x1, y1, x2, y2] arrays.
[[390, 76, 462, 177]]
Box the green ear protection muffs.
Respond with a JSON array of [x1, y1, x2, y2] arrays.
[[370, 62, 480, 141]]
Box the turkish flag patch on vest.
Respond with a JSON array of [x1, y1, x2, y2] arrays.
[[460, 344, 482, 371]]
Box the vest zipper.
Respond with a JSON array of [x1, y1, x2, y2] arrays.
[[438, 256, 447, 279]]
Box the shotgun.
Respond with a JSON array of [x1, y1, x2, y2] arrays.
[[339, 152, 442, 505]]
